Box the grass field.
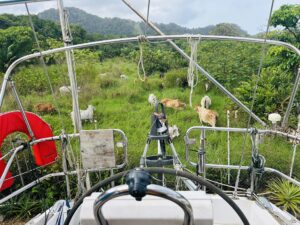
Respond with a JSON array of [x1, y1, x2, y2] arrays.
[[4, 58, 300, 177], [2, 56, 299, 189], [1, 54, 300, 222]]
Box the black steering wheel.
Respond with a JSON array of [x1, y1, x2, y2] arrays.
[[64, 167, 249, 225]]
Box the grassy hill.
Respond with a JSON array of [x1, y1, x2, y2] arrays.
[[3, 56, 298, 180], [1, 51, 299, 221]]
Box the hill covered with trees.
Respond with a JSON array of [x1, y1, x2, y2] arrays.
[[38, 7, 247, 36]]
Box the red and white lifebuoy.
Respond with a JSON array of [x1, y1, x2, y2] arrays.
[[0, 111, 57, 191]]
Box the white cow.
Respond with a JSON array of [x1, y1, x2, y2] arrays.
[[148, 93, 157, 106], [120, 74, 128, 80], [168, 125, 180, 140], [195, 106, 218, 127], [71, 105, 96, 126], [200, 95, 211, 109], [59, 86, 80, 95], [205, 82, 210, 92]]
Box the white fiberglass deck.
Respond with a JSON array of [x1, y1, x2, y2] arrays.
[[73, 191, 291, 225]]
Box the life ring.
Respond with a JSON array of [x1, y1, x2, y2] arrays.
[[0, 111, 57, 191]]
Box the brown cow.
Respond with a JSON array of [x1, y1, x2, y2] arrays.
[[195, 106, 218, 127], [160, 98, 186, 109], [34, 103, 55, 113]]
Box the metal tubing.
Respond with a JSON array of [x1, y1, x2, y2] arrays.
[[227, 110, 231, 184], [282, 68, 300, 128], [198, 130, 206, 175], [0, 129, 128, 203], [9, 81, 35, 139], [0, 165, 128, 204], [122, 0, 265, 126], [93, 184, 194, 225], [265, 167, 300, 186], [57, 0, 82, 132], [15, 154, 24, 186], [198, 130, 206, 191], [289, 144, 297, 177], [186, 126, 300, 142], [0, 145, 24, 190], [30, 129, 128, 168], [205, 164, 300, 187], [1, 34, 300, 110], [169, 142, 181, 165], [0, 0, 54, 6], [0, 171, 65, 204], [61, 142, 71, 198]]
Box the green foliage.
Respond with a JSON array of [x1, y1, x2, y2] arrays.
[[13, 65, 65, 95], [268, 179, 300, 215], [38, 7, 216, 36], [164, 68, 188, 88], [267, 45, 299, 73], [0, 196, 42, 220], [129, 43, 186, 74], [271, 4, 300, 42], [235, 67, 292, 117], [209, 23, 248, 36], [0, 26, 33, 71], [197, 41, 261, 89]]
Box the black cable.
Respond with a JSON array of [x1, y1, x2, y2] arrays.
[[64, 168, 249, 225]]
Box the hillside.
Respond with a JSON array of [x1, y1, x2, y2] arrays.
[[38, 7, 217, 36]]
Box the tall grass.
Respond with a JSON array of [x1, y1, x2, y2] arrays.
[[2, 57, 299, 218]]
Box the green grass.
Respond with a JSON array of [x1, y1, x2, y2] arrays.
[[1, 55, 300, 222], [2, 57, 300, 186]]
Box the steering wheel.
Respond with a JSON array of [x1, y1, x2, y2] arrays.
[[64, 167, 249, 225]]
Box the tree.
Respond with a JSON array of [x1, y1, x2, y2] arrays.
[[0, 26, 33, 71], [271, 4, 300, 42], [209, 23, 248, 37]]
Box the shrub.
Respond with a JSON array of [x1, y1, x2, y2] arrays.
[[164, 68, 188, 88], [268, 179, 300, 216]]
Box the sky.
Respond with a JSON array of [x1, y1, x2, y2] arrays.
[[0, 0, 299, 34]]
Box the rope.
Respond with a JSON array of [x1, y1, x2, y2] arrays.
[[25, 3, 65, 130], [233, 0, 275, 197], [137, 35, 147, 82], [187, 35, 201, 108]]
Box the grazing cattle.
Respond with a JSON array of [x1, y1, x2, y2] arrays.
[[120, 74, 128, 80], [195, 106, 218, 127], [34, 103, 55, 113], [59, 86, 80, 95], [160, 98, 186, 109], [71, 105, 96, 126], [200, 95, 211, 109], [148, 93, 157, 106], [168, 125, 180, 140]]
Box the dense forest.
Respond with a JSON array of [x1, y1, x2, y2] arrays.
[[38, 7, 228, 36], [0, 3, 299, 222]]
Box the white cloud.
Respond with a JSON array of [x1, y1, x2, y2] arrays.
[[0, 0, 298, 34]]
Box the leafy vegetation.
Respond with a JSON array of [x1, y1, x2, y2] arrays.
[[0, 3, 299, 221], [268, 179, 300, 216], [38, 7, 242, 36], [209, 23, 248, 36]]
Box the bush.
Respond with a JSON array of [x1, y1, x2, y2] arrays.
[[164, 68, 188, 88], [268, 179, 300, 216], [96, 76, 119, 89]]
